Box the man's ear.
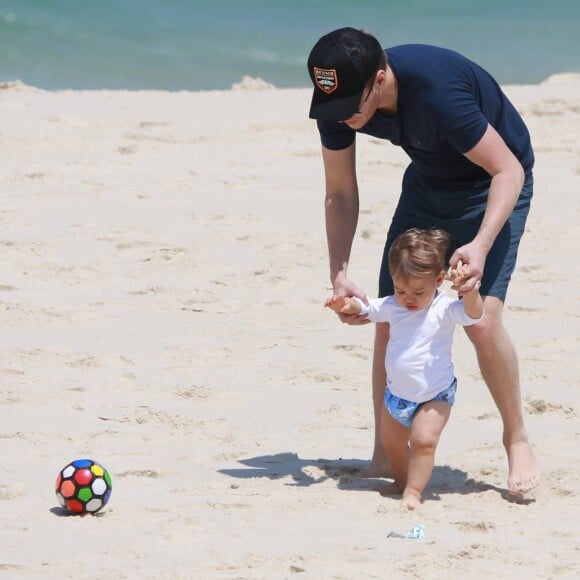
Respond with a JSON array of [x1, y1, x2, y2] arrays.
[[375, 68, 387, 86]]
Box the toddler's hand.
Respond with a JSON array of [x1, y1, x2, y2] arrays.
[[325, 295, 363, 316], [449, 260, 469, 291], [325, 295, 349, 313], [324, 295, 368, 324]]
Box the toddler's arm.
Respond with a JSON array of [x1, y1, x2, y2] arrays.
[[450, 261, 484, 319], [461, 287, 484, 319]]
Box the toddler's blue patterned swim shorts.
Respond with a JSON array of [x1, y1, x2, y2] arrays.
[[384, 379, 457, 429]]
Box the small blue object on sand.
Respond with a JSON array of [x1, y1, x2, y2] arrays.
[[387, 524, 425, 539]]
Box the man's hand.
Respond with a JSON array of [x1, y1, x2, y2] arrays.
[[330, 275, 370, 325], [447, 242, 487, 294]]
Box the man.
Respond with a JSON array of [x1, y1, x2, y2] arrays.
[[307, 27, 539, 494]]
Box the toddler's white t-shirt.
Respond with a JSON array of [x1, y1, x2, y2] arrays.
[[357, 291, 482, 402]]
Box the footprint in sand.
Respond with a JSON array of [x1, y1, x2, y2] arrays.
[[546, 468, 577, 497], [454, 543, 498, 560], [0, 565, 24, 573], [0, 485, 23, 500], [116, 470, 160, 478], [524, 397, 575, 417], [454, 521, 496, 532], [333, 343, 370, 360], [517, 264, 543, 273], [98, 407, 197, 430], [65, 354, 101, 368], [118, 144, 138, 155], [0, 367, 24, 376], [0, 432, 25, 440], [172, 385, 211, 400]]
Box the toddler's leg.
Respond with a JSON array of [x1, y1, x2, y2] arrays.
[[403, 400, 451, 510]]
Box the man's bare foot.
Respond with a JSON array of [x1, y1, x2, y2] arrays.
[[506, 439, 540, 495], [401, 489, 422, 510], [379, 482, 402, 496]]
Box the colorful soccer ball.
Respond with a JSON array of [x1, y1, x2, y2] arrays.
[[55, 459, 112, 514]]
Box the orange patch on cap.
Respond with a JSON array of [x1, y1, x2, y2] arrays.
[[314, 67, 338, 94]]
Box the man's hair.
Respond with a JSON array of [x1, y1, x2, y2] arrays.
[[388, 228, 452, 280], [340, 28, 387, 83]]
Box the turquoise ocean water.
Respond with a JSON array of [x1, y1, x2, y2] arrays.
[[1, 0, 579, 91]]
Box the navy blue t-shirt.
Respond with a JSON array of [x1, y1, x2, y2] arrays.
[[317, 45, 534, 191]]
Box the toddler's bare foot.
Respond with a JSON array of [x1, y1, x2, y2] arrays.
[[401, 489, 422, 510]]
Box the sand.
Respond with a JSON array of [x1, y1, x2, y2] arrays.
[[1, 75, 579, 578]]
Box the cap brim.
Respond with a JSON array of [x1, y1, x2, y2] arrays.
[[309, 89, 363, 122]]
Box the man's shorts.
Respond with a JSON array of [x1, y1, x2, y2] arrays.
[[378, 168, 533, 301], [384, 379, 457, 430]]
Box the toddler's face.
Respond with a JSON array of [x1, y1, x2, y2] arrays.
[[392, 272, 444, 312]]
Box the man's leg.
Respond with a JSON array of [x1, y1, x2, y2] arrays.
[[360, 321, 392, 478], [464, 296, 540, 494], [379, 404, 410, 493]]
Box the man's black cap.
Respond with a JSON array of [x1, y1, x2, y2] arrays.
[[308, 27, 383, 122]]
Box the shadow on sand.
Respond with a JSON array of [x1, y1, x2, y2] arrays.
[[218, 451, 533, 503]]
